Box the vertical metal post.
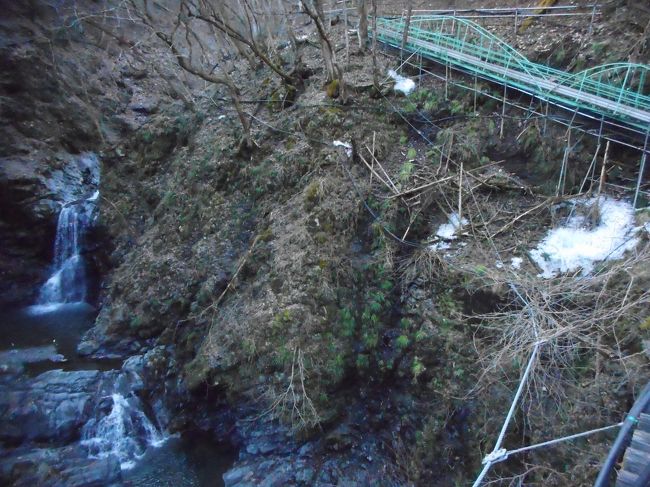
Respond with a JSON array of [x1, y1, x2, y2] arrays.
[[500, 84, 507, 139], [557, 129, 571, 196], [473, 74, 478, 113], [445, 63, 449, 101], [543, 101, 549, 136], [633, 131, 649, 208], [589, 4, 597, 35], [514, 10, 519, 36]]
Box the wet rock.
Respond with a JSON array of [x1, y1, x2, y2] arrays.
[[0, 444, 121, 487], [0, 369, 114, 443], [0, 345, 66, 375], [325, 423, 356, 451], [223, 465, 255, 486]]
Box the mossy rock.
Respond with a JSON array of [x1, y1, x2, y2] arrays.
[[326, 79, 340, 98]]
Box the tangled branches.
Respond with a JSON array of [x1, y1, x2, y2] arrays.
[[261, 347, 321, 431], [473, 241, 650, 407]]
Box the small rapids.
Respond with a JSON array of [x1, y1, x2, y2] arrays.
[[82, 392, 167, 470]]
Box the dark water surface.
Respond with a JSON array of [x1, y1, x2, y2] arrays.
[[123, 434, 236, 487], [0, 303, 122, 373], [0, 304, 236, 483]]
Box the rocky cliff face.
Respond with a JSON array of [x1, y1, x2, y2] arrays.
[[0, 1, 184, 307], [0, 3, 102, 306]]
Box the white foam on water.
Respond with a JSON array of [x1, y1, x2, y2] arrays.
[[82, 393, 167, 471]]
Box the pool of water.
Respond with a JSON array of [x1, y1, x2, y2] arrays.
[[123, 433, 236, 487], [0, 304, 236, 482], [0, 303, 123, 373]]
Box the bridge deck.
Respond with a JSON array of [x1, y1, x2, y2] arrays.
[[374, 17, 650, 134]]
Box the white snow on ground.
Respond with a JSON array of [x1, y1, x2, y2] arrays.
[[333, 140, 352, 157], [429, 241, 451, 252], [530, 197, 640, 278], [436, 212, 467, 239], [510, 257, 523, 269], [388, 70, 415, 95], [429, 213, 467, 253]]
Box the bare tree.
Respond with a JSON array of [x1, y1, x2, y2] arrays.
[[401, 0, 413, 52], [300, 0, 348, 101], [357, 0, 368, 52], [371, 0, 379, 91], [126, 0, 255, 153], [185, 0, 301, 89]]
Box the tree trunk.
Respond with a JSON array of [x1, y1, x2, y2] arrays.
[[300, 0, 347, 103], [401, 0, 413, 52], [371, 0, 379, 91], [357, 0, 368, 52]]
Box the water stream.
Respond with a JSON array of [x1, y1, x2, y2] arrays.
[[30, 190, 99, 314], [1, 153, 234, 485]]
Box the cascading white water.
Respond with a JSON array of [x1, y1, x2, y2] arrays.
[[82, 392, 167, 470], [34, 190, 99, 311]]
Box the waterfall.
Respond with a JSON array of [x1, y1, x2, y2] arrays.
[[82, 392, 166, 470], [31, 189, 99, 313]]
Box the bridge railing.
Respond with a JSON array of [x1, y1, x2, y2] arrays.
[[373, 15, 650, 131]]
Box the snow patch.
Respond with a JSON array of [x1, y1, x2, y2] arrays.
[[333, 140, 352, 158], [436, 213, 467, 239], [388, 70, 416, 95], [429, 213, 467, 253], [510, 257, 523, 269], [429, 241, 451, 252], [529, 197, 640, 278]]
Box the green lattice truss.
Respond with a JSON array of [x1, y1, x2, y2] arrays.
[[373, 16, 650, 134]]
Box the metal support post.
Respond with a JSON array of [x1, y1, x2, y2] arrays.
[[500, 84, 507, 139], [633, 131, 649, 208]]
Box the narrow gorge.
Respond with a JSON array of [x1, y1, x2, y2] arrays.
[[1, 1, 649, 486]]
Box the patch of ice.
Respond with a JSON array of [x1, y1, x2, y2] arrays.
[[333, 140, 352, 158], [436, 213, 467, 240], [388, 69, 416, 95], [529, 197, 640, 278], [510, 257, 523, 269]]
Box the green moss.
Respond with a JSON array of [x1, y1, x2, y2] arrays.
[[356, 354, 370, 370], [129, 314, 143, 329], [272, 309, 293, 334], [640, 316, 650, 331], [411, 357, 425, 382], [396, 335, 410, 349], [314, 232, 328, 244], [326, 79, 340, 98], [304, 181, 320, 205], [339, 307, 355, 337]]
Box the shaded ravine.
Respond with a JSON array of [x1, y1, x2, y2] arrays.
[[0, 154, 235, 486]]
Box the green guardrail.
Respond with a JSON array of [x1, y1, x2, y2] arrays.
[[373, 16, 650, 133]]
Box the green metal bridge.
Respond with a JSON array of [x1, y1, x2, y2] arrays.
[[373, 15, 650, 135]]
